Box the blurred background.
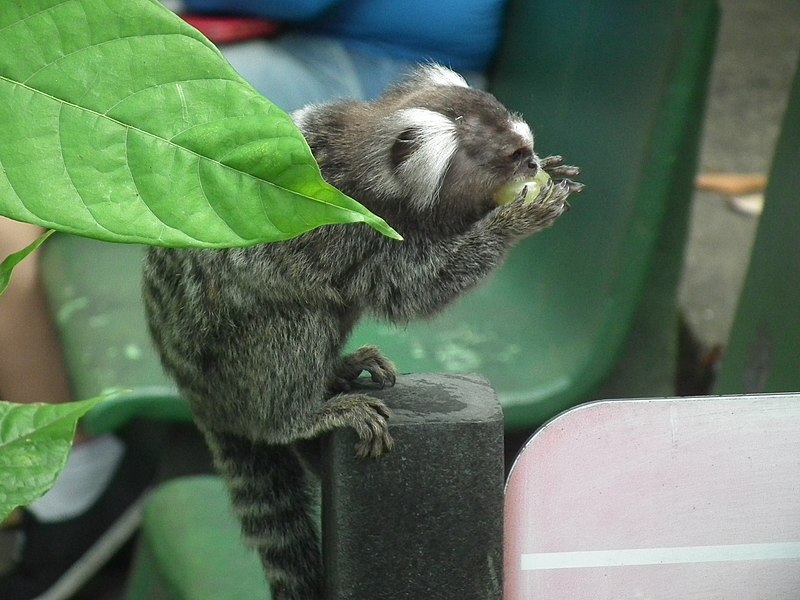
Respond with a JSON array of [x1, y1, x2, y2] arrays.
[[679, 0, 800, 358]]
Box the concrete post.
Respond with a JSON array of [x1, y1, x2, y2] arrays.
[[322, 373, 504, 600]]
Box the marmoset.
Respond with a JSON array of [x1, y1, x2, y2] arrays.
[[143, 64, 582, 600]]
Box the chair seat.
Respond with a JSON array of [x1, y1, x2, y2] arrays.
[[125, 476, 268, 600]]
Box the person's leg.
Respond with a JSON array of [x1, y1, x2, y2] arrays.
[[0, 219, 74, 414], [219, 33, 481, 112], [221, 34, 370, 111], [1, 220, 141, 599]]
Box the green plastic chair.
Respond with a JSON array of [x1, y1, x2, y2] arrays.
[[41, 235, 185, 434], [714, 63, 800, 395], [342, 0, 720, 428], [125, 477, 267, 600], [42, 0, 719, 440], [344, 0, 717, 430]]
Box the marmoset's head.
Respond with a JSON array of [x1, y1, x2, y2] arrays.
[[293, 65, 541, 227]]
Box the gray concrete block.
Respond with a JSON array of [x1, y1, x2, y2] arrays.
[[322, 373, 504, 600]]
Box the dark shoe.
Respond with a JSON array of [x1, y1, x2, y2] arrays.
[[0, 446, 154, 600]]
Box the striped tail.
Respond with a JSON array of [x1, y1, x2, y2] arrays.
[[203, 430, 323, 600]]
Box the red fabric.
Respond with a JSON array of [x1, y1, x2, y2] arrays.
[[182, 15, 282, 44]]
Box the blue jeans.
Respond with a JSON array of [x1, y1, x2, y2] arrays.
[[220, 33, 486, 112]]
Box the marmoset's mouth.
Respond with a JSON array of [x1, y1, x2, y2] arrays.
[[493, 171, 553, 206]]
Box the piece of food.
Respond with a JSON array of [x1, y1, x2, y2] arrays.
[[494, 170, 552, 206]]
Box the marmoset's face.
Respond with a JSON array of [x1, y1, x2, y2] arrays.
[[386, 85, 540, 217], [439, 90, 539, 213]]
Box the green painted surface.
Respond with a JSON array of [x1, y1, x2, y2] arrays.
[[715, 65, 800, 394], [125, 476, 269, 600]]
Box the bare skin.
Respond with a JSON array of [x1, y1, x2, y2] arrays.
[[0, 218, 79, 439]]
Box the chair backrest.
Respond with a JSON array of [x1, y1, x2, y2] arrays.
[[349, 0, 719, 430], [715, 63, 800, 395], [504, 394, 800, 599]]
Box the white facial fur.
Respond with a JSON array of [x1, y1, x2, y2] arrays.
[[511, 118, 534, 149]]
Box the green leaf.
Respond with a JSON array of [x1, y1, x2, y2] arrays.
[[0, 395, 105, 522], [0, 228, 54, 297], [0, 0, 401, 247]]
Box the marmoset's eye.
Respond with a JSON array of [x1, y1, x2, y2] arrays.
[[509, 147, 533, 163]]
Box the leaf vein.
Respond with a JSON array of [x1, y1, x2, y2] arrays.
[[57, 102, 117, 237], [0, 0, 74, 36], [21, 32, 230, 87], [0, 74, 342, 212], [194, 158, 263, 240]]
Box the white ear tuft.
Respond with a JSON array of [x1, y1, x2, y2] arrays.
[[417, 64, 469, 89], [390, 108, 459, 209]]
